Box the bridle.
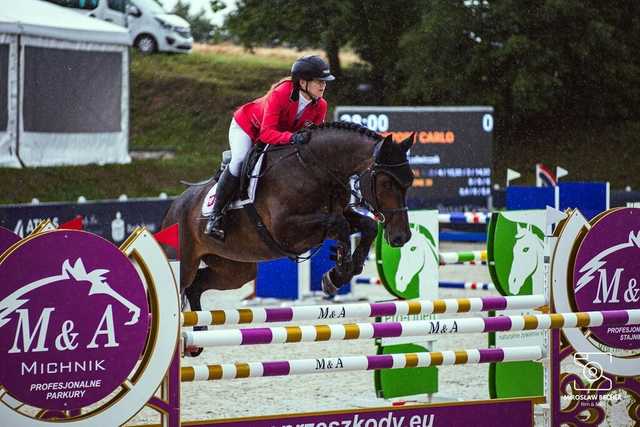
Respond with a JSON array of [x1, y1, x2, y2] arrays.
[[357, 159, 412, 223]]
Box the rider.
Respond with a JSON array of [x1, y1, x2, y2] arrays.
[[205, 55, 335, 240]]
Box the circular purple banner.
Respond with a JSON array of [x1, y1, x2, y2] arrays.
[[573, 208, 640, 349], [0, 230, 149, 410]]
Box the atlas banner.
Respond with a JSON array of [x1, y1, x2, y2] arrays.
[[335, 106, 493, 210], [0, 198, 173, 243], [611, 189, 640, 208]]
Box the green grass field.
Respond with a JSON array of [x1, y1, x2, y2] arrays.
[[1, 48, 638, 204]]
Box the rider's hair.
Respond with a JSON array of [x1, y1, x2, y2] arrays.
[[266, 77, 293, 97]]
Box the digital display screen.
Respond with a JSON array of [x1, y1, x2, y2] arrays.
[[335, 107, 493, 210]]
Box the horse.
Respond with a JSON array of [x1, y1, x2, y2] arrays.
[[162, 122, 415, 321], [508, 223, 544, 295], [395, 223, 439, 293]]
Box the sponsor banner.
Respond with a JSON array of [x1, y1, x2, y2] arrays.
[[0, 230, 149, 410], [209, 399, 534, 427], [374, 210, 438, 398], [487, 210, 546, 400], [572, 208, 640, 349], [335, 107, 493, 210], [0, 198, 173, 243]]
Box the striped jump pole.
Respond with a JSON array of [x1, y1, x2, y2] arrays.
[[438, 212, 490, 224], [353, 276, 382, 285], [181, 294, 547, 327], [353, 278, 496, 290], [439, 250, 487, 265], [439, 281, 495, 291], [181, 346, 543, 382], [182, 309, 640, 348]]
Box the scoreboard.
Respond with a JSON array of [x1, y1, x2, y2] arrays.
[[334, 106, 493, 210]]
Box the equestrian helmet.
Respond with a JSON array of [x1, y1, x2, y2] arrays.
[[291, 55, 335, 81]]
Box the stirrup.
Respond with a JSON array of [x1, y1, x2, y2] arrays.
[[205, 216, 225, 240]]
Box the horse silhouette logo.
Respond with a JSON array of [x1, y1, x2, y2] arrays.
[[575, 230, 640, 296], [395, 223, 438, 295], [489, 211, 546, 296], [0, 258, 141, 329], [508, 223, 545, 295]]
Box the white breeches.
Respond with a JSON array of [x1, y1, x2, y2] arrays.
[[227, 118, 253, 176]]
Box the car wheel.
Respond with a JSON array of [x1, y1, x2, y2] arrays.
[[136, 35, 157, 54]]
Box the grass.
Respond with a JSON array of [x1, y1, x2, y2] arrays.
[[1, 45, 638, 204]]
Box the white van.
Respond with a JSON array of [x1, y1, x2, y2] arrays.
[[45, 0, 193, 54]]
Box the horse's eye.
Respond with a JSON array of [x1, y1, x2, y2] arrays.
[[410, 246, 416, 252], [523, 247, 529, 253]]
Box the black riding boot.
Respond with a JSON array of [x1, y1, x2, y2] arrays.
[[205, 169, 240, 240]]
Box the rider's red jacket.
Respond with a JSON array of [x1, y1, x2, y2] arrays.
[[233, 79, 327, 145]]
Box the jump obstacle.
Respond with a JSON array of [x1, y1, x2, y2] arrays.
[[181, 294, 545, 327], [353, 277, 496, 291], [3, 207, 638, 427], [170, 207, 640, 426], [182, 309, 640, 348]]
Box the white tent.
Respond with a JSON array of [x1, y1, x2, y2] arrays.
[[0, 0, 131, 167]]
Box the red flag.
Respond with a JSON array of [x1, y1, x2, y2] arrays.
[[154, 223, 180, 258], [60, 215, 84, 230]]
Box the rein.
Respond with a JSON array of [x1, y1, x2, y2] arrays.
[[249, 144, 299, 179]]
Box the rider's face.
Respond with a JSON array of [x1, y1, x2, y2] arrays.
[[301, 79, 327, 100]]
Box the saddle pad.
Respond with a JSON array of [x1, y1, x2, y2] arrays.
[[201, 152, 265, 217]]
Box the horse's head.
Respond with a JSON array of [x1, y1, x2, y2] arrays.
[[360, 133, 415, 247]]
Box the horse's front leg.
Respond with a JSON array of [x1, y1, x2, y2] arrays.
[[344, 208, 378, 276], [322, 213, 357, 295], [275, 212, 354, 296]]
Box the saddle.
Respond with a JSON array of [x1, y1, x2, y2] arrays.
[[201, 143, 267, 217], [200, 142, 306, 259]]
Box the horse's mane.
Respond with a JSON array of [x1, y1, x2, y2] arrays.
[[307, 121, 383, 142]]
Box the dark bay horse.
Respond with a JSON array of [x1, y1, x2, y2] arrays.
[[162, 122, 415, 318]]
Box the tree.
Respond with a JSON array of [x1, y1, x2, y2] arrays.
[[395, 0, 640, 133], [225, 0, 350, 77], [169, 0, 225, 43]]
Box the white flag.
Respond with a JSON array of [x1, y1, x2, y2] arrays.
[[556, 166, 568, 180], [506, 168, 521, 186]]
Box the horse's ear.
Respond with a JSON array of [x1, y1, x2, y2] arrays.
[[400, 133, 415, 152], [376, 135, 394, 160]]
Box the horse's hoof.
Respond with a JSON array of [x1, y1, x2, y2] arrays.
[[322, 272, 338, 296]]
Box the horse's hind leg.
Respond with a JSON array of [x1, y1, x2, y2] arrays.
[[183, 268, 208, 357]]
